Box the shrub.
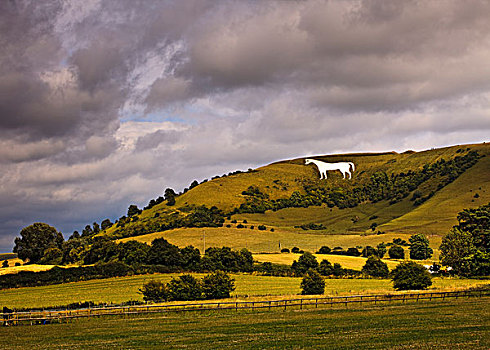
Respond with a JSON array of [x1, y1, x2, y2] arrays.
[[362, 256, 389, 278], [316, 246, 331, 254], [346, 247, 361, 256], [139, 280, 168, 302], [167, 274, 203, 301], [2, 260, 8, 268], [202, 271, 235, 299], [291, 247, 300, 253], [391, 261, 432, 290], [376, 243, 387, 258], [236, 224, 245, 228], [300, 269, 325, 295], [361, 246, 377, 257], [388, 245, 405, 259], [258, 225, 267, 231], [281, 248, 290, 253], [14, 262, 21, 266]]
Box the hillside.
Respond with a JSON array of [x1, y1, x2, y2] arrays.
[[104, 143, 489, 253]]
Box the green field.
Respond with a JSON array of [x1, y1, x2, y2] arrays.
[[1, 272, 487, 310], [1, 298, 488, 349]]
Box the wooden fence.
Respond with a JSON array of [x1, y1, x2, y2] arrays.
[[3, 288, 489, 326]]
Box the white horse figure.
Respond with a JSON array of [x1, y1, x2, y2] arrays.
[[305, 159, 355, 179]]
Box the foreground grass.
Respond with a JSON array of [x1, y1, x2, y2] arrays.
[[0, 271, 487, 310], [1, 298, 488, 349]]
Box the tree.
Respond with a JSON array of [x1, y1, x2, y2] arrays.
[[180, 246, 201, 270], [362, 246, 377, 257], [81, 225, 94, 237], [317, 259, 334, 276], [391, 261, 432, 290], [440, 203, 490, 276], [2, 260, 8, 268], [139, 280, 168, 302], [388, 244, 405, 259], [62, 238, 88, 264], [92, 222, 100, 235], [164, 188, 176, 206], [300, 269, 325, 295], [147, 238, 183, 267], [117, 240, 150, 265], [346, 247, 361, 256], [202, 271, 235, 299], [316, 246, 331, 254], [13, 223, 64, 263], [82, 237, 118, 265], [292, 252, 319, 275], [409, 234, 433, 260], [362, 256, 389, 278], [127, 204, 141, 217], [101, 219, 113, 230], [40, 247, 63, 265], [167, 274, 203, 301], [376, 242, 387, 258]]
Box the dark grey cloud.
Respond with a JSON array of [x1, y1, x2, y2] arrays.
[[0, 0, 489, 252]]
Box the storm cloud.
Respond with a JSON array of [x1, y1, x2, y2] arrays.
[[1, 0, 489, 251]]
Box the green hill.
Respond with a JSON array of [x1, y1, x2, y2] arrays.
[[104, 143, 490, 253]]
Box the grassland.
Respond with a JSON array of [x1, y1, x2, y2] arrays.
[[0, 271, 487, 310], [1, 298, 488, 349], [0, 262, 54, 276]]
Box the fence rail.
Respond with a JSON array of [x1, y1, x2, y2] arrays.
[[3, 288, 489, 326]]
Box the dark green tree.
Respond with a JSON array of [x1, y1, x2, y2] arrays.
[[13, 223, 64, 263], [62, 238, 88, 264], [202, 271, 235, 299], [180, 246, 201, 270], [440, 203, 489, 276], [388, 244, 405, 259], [164, 188, 176, 206], [376, 242, 387, 258], [316, 246, 331, 254], [40, 247, 63, 265], [300, 269, 325, 295], [101, 219, 113, 230], [127, 204, 141, 217], [362, 246, 377, 257], [81, 225, 93, 237], [167, 274, 203, 301], [362, 256, 389, 278], [117, 240, 150, 265], [139, 280, 168, 302], [391, 261, 432, 290], [317, 259, 334, 276], [2, 260, 8, 268], [292, 252, 319, 275], [147, 238, 183, 266], [409, 234, 433, 260], [82, 237, 118, 264]]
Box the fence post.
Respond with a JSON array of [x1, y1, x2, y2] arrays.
[[236, 302, 238, 311], [268, 301, 271, 311], [300, 299, 303, 310], [315, 298, 318, 308], [284, 300, 287, 311]]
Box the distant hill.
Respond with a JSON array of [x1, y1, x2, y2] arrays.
[[103, 143, 489, 253]]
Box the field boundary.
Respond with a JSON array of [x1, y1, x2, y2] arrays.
[[3, 288, 489, 326]]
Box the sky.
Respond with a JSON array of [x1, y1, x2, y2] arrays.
[[1, 0, 490, 252]]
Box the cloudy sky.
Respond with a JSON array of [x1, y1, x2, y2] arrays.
[[1, 0, 490, 252]]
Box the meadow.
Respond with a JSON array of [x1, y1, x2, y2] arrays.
[[0, 297, 488, 349], [0, 272, 487, 310]]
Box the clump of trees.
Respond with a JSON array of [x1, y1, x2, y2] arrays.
[[300, 269, 325, 295], [139, 271, 235, 302], [362, 256, 389, 278], [439, 202, 489, 276]]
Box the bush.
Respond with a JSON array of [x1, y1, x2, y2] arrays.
[[139, 280, 168, 302], [346, 247, 361, 257], [281, 248, 290, 253], [257, 225, 267, 231], [361, 246, 377, 257], [2, 260, 8, 268], [362, 256, 389, 278], [391, 261, 432, 290], [202, 271, 235, 299], [291, 247, 300, 253], [388, 245, 405, 259], [167, 274, 203, 301], [316, 246, 331, 254], [300, 269, 325, 295]]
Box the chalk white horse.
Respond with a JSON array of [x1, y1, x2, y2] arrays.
[[305, 159, 355, 179]]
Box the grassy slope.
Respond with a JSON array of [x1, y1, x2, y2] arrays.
[[1, 298, 488, 349], [106, 143, 489, 253]]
